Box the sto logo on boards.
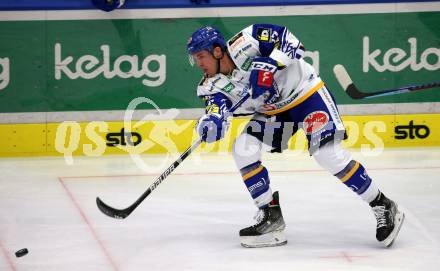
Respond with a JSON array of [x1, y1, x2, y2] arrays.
[[394, 120, 430, 140], [106, 128, 142, 146]]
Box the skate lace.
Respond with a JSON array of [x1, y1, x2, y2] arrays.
[[372, 206, 387, 228], [253, 209, 266, 225]]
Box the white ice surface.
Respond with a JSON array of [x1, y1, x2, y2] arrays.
[[1, 147, 439, 271]]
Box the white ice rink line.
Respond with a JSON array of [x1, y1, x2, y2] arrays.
[[0, 147, 439, 271]]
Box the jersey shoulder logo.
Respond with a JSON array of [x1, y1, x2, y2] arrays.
[[228, 32, 246, 51], [222, 82, 235, 93], [256, 27, 272, 42], [228, 32, 243, 46], [240, 57, 252, 71]]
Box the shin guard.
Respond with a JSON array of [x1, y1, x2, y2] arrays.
[[240, 162, 272, 208], [335, 160, 379, 202]]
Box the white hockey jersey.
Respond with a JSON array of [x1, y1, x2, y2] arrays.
[[197, 24, 323, 116]]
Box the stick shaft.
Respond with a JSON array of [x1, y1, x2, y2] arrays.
[[96, 93, 250, 219], [334, 64, 440, 100]]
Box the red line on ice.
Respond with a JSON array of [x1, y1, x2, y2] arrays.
[[59, 165, 440, 180], [58, 177, 120, 271], [319, 251, 370, 262], [0, 240, 17, 271]]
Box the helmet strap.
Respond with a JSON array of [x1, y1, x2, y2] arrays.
[[211, 47, 224, 74], [216, 57, 221, 74]]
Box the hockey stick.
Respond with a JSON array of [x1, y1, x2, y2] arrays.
[[96, 93, 250, 219], [333, 64, 440, 100]]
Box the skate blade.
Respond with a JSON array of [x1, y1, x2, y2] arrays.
[[382, 210, 405, 248], [240, 230, 287, 248]]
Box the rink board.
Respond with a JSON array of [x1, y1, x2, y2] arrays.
[[0, 8, 439, 113], [0, 113, 439, 157]]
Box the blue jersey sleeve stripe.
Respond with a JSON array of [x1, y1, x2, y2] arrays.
[[292, 40, 301, 58], [281, 27, 288, 50]]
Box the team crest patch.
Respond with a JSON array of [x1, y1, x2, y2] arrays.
[[303, 111, 330, 135], [256, 27, 272, 42]]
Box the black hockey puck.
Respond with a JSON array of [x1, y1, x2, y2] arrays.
[[15, 248, 28, 257]]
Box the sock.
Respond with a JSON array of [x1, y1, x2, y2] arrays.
[[335, 160, 379, 203], [240, 161, 272, 208]]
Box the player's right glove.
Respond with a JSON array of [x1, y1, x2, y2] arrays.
[[249, 57, 278, 103], [196, 114, 230, 143]]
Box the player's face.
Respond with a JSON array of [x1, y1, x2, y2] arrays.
[[192, 50, 217, 77]]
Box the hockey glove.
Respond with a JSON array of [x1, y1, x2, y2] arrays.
[[92, 0, 125, 12], [196, 114, 230, 143], [249, 57, 278, 103]]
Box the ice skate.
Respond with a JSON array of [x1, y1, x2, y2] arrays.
[[239, 191, 287, 248], [370, 192, 405, 247]]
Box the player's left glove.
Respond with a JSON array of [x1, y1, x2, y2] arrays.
[[249, 57, 278, 103], [196, 113, 231, 143], [92, 0, 125, 12]]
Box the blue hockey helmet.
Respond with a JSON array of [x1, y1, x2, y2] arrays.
[[187, 26, 226, 65]]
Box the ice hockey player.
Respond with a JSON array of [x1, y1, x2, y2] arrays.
[[186, 24, 404, 248]]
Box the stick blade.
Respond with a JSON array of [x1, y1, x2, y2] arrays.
[[96, 197, 131, 219], [333, 64, 353, 91], [333, 64, 368, 99], [345, 84, 368, 99]]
